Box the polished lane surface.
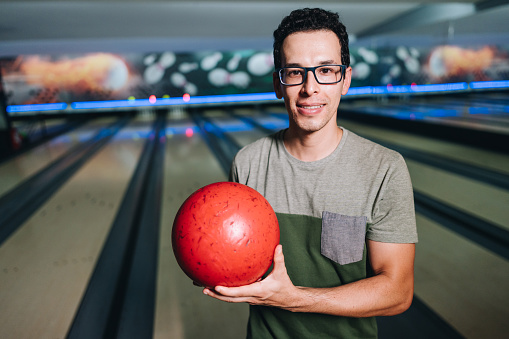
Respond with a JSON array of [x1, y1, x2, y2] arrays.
[[154, 114, 249, 339], [0, 116, 150, 338], [0, 117, 118, 197], [339, 94, 509, 135]]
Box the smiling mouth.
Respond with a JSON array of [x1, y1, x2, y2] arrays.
[[298, 104, 325, 109]]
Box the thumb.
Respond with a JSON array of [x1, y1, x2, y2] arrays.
[[270, 244, 291, 282], [273, 244, 285, 268]]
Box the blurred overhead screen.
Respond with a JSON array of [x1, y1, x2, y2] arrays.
[[1, 42, 508, 114]]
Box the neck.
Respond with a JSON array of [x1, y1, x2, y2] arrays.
[[284, 125, 343, 162]]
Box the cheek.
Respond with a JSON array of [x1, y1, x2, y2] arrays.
[[284, 97, 294, 114], [281, 88, 297, 104], [328, 86, 343, 103]]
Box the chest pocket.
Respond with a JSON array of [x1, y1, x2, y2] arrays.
[[321, 211, 367, 265]]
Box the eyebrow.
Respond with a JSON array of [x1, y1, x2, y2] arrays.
[[283, 60, 337, 67]]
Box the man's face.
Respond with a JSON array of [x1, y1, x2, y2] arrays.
[[273, 30, 352, 134]]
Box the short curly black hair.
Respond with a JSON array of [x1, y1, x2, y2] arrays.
[[273, 8, 350, 69]]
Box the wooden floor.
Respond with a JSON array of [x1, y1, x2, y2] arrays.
[[0, 105, 508, 338]]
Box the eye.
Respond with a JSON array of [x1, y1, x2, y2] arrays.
[[319, 67, 335, 74], [287, 69, 303, 77]]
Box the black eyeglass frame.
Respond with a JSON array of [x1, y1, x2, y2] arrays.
[[277, 64, 347, 86]]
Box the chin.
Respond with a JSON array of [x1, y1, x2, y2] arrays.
[[290, 112, 328, 130], [294, 120, 327, 133]]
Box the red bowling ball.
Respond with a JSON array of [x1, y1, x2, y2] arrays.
[[172, 182, 280, 288]]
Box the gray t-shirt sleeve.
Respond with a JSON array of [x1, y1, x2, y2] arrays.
[[367, 153, 417, 243]]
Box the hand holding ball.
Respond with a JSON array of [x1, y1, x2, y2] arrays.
[[172, 182, 280, 288]]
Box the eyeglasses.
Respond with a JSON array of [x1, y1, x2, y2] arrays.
[[277, 65, 346, 86]]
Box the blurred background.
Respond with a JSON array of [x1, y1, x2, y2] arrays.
[[0, 1, 508, 338]]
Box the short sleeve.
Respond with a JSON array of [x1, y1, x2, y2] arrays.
[[367, 154, 418, 243]]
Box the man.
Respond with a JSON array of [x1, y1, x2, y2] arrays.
[[204, 8, 418, 338]]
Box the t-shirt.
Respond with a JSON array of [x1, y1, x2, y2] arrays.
[[229, 127, 418, 338]]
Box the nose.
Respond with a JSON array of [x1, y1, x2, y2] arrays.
[[301, 69, 319, 95]]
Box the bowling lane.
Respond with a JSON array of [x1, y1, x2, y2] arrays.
[[0, 116, 151, 339], [407, 160, 509, 230], [339, 96, 509, 135], [11, 116, 80, 146], [414, 214, 509, 339], [203, 106, 509, 339], [154, 113, 249, 339], [199, 108, 268, 147], [201, 107, 288, 147], [0, 116, 119, 197]]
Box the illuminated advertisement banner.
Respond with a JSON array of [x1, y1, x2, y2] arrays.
[[349, 45, 509, 87], [1, 44, 508, 113], [1, 50, 274, 106]]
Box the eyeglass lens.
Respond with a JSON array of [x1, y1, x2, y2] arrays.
[[280, 65, 344, 85]]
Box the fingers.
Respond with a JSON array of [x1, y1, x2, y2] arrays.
[[213, 283, 260, 297], [203, 286, 248, 301], [202, 244, 286, 305], [203, 287, 252, 304]]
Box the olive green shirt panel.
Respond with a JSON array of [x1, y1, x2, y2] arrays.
[[246, 213, 377, 339]]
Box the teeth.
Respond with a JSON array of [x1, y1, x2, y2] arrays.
[[301, 105, 323, 109]]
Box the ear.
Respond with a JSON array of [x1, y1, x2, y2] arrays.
[[273, 71, 283, 99], [341, 66, 352, 96]]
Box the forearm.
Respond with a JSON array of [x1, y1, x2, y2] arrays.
[[286, 272, 413, 317], [205, 243, 415, 318]]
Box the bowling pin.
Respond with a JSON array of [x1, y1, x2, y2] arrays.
[[247, 52, 274, 76], [144, 54, 157, 66], [350, 54, 356, 66], [227, 53, 242, 72], [208, 68, 230, 87], [160, 52, 176, 68], [170, 72, 187, 88], [144, 52, 176, 85], [358, 47, 379, 64], [396, 46, 409, 62], [231, 71, 251, 89], [381, 73, 392, 85], [201, 52, 223, 71], [179, 62, 199, 73], [170, 72, 198, 95], [184, 82, 198, 96], [352, 62, 370, 80], [396, 46, 420, 74], [389, 64, 401, 78]]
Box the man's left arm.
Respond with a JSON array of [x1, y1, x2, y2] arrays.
[[203, 240, 415, 317]]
